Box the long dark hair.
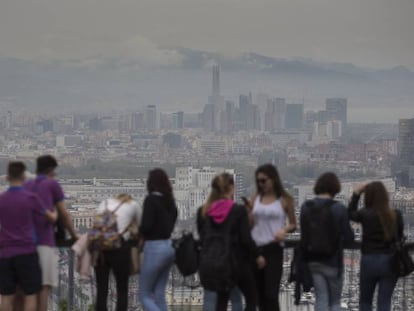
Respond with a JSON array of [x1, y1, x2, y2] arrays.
[[202, 172, 234, 217], [255, 163, 293, 204], [147, 168, 173, 199], [364, 181, 396, 241]]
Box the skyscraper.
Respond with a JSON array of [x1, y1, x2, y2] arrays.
[[172, 111, 184, 129], [326, 98, 347, 128], [212, 64, 220, 97], [399, 118, 414, 166], [145, 105, 158, 130], [285, 104, 304, 129], [265, 98, 286, 131]]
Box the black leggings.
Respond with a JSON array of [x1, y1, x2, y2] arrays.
[[255, 243, 284, 311], [216, 260, 257, 311], [95, 245, 131, 311]]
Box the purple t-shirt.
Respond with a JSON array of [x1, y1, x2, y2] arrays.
[[24, 176, 65, 247], [0, 187, 46, 258]]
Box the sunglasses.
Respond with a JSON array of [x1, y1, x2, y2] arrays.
[[256, 178, 268, 185]]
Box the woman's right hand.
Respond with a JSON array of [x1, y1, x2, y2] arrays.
[[256, 255, 266, 269], [354, 183, 367, 195]]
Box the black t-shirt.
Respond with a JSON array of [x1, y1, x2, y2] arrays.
[[139, 193, 177, 241]]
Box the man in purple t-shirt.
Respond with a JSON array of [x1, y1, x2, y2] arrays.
[[0, 162, 57, 311], [24, 155, 78, 311]]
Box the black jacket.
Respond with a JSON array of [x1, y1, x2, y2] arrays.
[[348, 193, 404, 254]]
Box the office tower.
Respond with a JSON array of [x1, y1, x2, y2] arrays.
[[172, 111, 184, 129], [208, 65, 224, 107], [202, 104, 219, 131], [285, 104, 304, 129], [326, 98, 347, 128], [305, 111, 318, 130], [212, 64, 220, 97], [239, 94, 260, 130], [128, 112, 145, 131], [145, 105, 158, 130], [399, 118, 414, 166], [220, 101, 235, 133], [265, 98, 286, 131]]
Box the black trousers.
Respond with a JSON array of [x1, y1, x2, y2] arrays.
[[255, 243, 284, 311], [216, 260, 257, 311], [95, 245, 131, 311]]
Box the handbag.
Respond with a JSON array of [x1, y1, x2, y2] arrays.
[[130, 246, 142, 275], [173, 232, 200, 277], [390, 237, 414, 277], [128, 220, 142, 275]]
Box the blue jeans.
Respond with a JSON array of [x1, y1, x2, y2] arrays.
[[139, 240, 175, 311], [203, 288, 243, 311], [360, 254, 398, 311], [309, 262, 342, 311]]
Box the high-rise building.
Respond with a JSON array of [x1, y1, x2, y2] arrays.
[[326, 98, 347, 128], [265, 98, 286, 131], [399, 118, 414, 166], [202, 104, 219, 131], [221, 101, 235, 133], [172, 111, 184, 129], [239, 94, 261, 131], [208, 65, 224, 107], [285, 104, 304, 129], [212, 64, 220, 97], [145, 105, 158, 130]]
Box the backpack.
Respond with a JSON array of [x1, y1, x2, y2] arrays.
[[173, 232, 200, 277], [300, 199, 339, 259], [88, 200, 127, 252], [198, 212, 236, 292]]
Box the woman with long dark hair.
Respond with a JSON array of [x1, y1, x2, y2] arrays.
[[197, 172, 265, 311], [348, 181, 404, 311], [139, 168, 178, 311], [249, 164, 296, 311]]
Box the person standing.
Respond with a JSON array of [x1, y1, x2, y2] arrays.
[[250, 164, 297, 311], [197, 172, 264, 311], [94, 193, 141, 311], [139, 168, 177, 311], [0, 162, 56, 311], [24, 155, 78, 311], [300, 172, 354, 311], [348, 181, 403, 311]]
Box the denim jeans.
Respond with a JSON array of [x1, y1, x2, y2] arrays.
[[360, 254, 398, 311], [308, 262, 342, 311], [203, 288, 243, 311], [139, 240, 175, 311]]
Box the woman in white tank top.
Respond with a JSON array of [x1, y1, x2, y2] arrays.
[[248, 164, 296, 311]]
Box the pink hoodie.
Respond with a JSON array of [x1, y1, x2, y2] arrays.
[[207, 199, 234, 224]]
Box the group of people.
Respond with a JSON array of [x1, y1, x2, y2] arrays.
[[0, 157, 405, 311]]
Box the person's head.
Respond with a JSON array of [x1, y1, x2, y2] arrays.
[[255, 164, 286, 197], [314, 172, 341, 198], [116, 193, 133, 204], [364, 181, 395, 241], [7, 161, 26, 184], [202, 172, 234, 216], [36, 155, 58, 177], [146, 168, 173, 198]]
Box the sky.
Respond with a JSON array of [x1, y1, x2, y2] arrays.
[[1, 0, 414, 69]]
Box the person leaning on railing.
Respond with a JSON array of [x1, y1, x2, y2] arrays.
[[348, 181, 404, 311]]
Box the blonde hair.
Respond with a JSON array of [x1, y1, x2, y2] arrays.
[[116, 193, 133, 203], [202, 173, 234, 217]]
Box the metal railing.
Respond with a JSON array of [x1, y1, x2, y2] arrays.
[[51, 240, 414, 311]]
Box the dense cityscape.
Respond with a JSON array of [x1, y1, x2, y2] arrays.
[[0, 63, 413, 310]]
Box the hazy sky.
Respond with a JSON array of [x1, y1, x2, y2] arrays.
[[1, 0, 414, 69]]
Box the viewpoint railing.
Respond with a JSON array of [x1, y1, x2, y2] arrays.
[[52, 240, 414, 311]]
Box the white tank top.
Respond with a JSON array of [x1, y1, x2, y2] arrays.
[[251, 196, 286, 246]]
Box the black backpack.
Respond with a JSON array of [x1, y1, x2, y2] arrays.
[[173, 232, 200, 277], [198, 212, 236, 292], [300, 199, 339, 259]]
